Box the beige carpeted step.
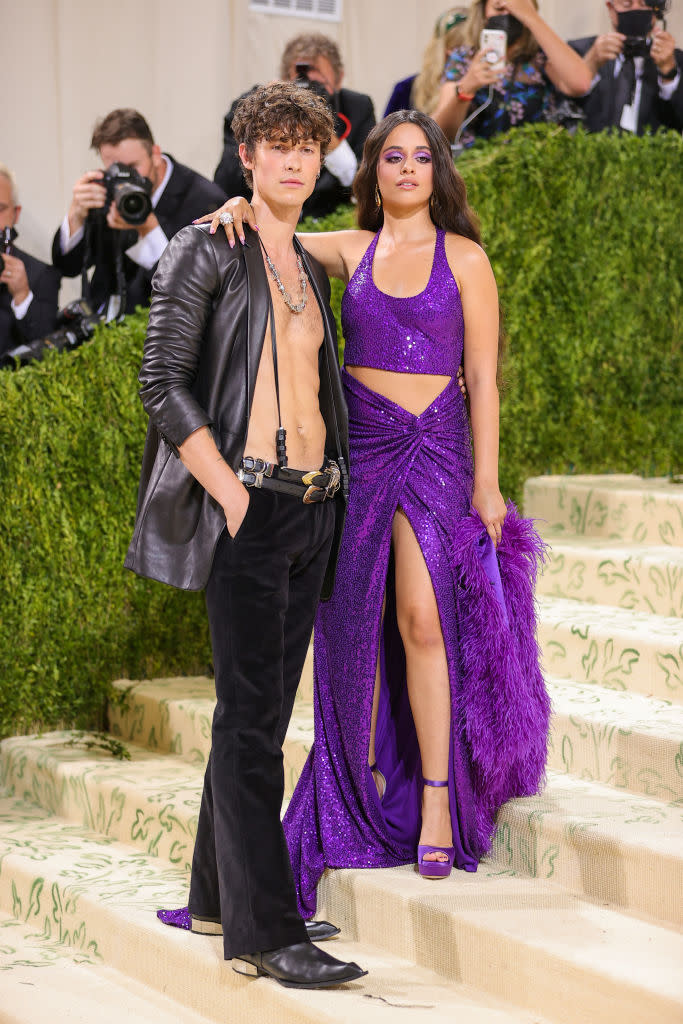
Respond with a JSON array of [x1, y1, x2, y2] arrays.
[[524, 475, 683, 547], [547, 675, 683, 801], [317, 863, 682, 1024], [109, 678, 314, 778], [538, 596, 683, 703], [537, 534, 683, 618], [491, 772, 682, 926], [3, 725, 680, 928], [0, 911, 216, 1024], [110, 675, 217, 763], [110, 667, 683, 805], [0, 794, 556, 1024]]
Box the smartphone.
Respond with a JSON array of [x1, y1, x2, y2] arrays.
[[480, 28, 507, 70]]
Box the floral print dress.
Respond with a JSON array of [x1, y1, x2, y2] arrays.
[[443, 46, 560, 147]]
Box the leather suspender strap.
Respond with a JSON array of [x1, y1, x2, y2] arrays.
[[258, 236, 347, 490]]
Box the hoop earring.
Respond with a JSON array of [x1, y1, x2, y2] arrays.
[[375, 184, 382, 208]]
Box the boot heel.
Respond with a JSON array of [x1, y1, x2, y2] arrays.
[[191, 915, 222, 936], [232, 958, 260, 977]]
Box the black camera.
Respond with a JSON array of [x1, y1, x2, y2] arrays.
[[621, 1, 671, 58], [294, 62, 332, 105], [101, 162, 153, 225], [0, 226, 12, 274], [294, 63, 348, 141], [1, 298, 102, 369]]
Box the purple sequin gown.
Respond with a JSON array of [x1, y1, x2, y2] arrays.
[[283, 231, 550, 918]]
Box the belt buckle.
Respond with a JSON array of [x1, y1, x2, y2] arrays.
[[303, 484, 322, 504], [324, 461, 340, 499], [240, 457, 271, 489]]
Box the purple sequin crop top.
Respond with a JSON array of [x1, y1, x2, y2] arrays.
[[341, 229, 464, 376]]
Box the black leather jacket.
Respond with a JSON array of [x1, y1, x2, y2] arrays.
[[124, 223, 349, 597]]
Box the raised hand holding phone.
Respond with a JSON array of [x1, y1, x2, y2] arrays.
[[480, 28, 508, 72]]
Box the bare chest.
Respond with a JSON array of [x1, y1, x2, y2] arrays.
[[266, 275, 324, 369]]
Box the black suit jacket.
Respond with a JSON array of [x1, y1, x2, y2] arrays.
[[569, 37, 683, 133], [51, 156, 227, 314], [214, 86, 376, 218], [0, 246, 61, 358], [124, 224, 349, 598]]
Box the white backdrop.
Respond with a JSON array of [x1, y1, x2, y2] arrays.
[[3, 0, 681, 286]]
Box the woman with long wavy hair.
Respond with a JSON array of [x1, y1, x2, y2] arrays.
[[200, 110, 549, 917], [384, 6, 469, 116]]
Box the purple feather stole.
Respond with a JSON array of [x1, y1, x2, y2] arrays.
[[450, 503, 550, 848]]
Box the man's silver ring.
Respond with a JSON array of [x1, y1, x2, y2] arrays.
[[219, 212, 234, 226]]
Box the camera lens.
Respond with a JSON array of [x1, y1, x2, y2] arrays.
[[112, 182, 153, 225], [113, 184, 153, 226]]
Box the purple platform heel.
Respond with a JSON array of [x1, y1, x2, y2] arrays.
[[417, 778, 455, 879]]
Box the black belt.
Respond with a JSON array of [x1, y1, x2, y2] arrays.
[[237, 457, 340, 504]]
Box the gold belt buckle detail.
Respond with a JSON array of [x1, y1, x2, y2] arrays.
[[303, 485, 322, 504]]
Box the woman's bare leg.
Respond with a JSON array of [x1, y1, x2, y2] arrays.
[[368, 596, 386, 799], [392, 509, 452, 861]]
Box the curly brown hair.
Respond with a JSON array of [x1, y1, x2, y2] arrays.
[[232, 82, 335, 188]]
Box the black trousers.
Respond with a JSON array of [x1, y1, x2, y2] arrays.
[[188, 487, 335, 959]]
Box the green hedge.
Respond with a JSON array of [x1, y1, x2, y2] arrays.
[[1, 126, 681, 736], [0, 316, 212, 737]]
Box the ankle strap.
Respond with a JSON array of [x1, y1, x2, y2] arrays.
[[423, 777, 448, 788]]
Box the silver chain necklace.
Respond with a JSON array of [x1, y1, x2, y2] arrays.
[[262, 245, 308, 314]]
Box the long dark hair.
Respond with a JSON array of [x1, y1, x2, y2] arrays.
[[353, 110, 506, 379], [354, 110, 480, 242]]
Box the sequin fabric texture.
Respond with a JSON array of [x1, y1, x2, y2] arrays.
[[283, 235, 549, 919], [341, 229, 464, 376]]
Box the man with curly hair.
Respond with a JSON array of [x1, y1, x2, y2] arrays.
[[126, 81, 363, 989]]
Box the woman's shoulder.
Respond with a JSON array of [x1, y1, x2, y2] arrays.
[[443, 232, 488, 265]]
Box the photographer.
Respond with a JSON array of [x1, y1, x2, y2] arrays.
[[0, 164, 60, 360], [53, 109, 226, 319], [213, 34, 375, 218], [570, 1, 682, 133]]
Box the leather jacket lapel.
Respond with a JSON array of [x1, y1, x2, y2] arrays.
[[242, 230, 269, 437]]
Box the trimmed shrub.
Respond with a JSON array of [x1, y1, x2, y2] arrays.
[[1, 126, 680, 736], [459, 126, 682, 498], [0, 315, 211, 737]]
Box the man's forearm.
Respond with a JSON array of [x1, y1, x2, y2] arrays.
[[178, 425, 248, 533]]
